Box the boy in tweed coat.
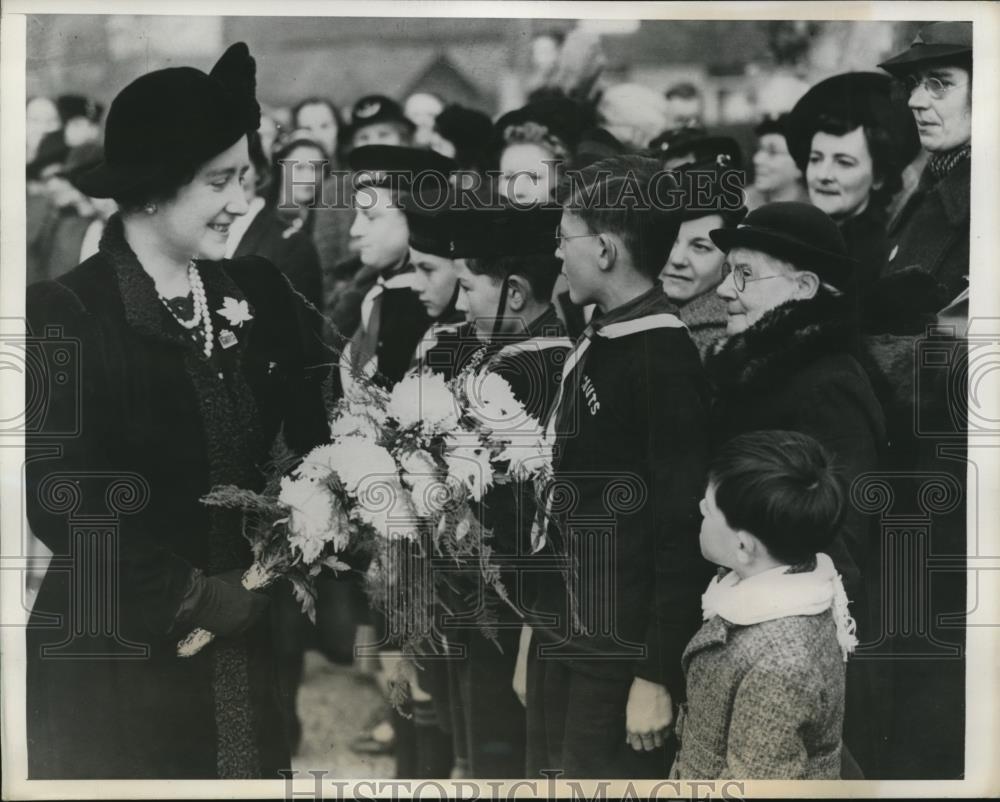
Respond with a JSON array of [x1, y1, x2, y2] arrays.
[[673, 431, 858, 779]]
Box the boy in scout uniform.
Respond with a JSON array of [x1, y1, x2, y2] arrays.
[[438, 203, 572, 777], [525, 155, 712, 778]]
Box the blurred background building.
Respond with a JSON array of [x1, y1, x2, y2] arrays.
[[27, 15, 922, 125]]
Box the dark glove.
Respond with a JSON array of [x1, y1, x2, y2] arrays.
[[174, 568, 269, 638]]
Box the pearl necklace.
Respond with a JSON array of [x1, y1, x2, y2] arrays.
[[159, 261, 214, 359]]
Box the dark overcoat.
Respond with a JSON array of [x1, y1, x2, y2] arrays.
[[885, 157, 969, 306], [24, 215, 331, 779], [705, 292, 887, 596]]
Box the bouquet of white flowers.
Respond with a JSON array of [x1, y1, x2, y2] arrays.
[[178, 367, 552, 658]]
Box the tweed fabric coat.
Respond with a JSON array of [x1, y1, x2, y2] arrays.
[[885, 156, 969, 307], [673, 609, 846, 779], [25, 215, 331, 779], [675, 289, 728, 361]]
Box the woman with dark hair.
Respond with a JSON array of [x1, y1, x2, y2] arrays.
[[25, 44, 331, 779], [786, 72, 920, 297], [659, 159, 747, 359]]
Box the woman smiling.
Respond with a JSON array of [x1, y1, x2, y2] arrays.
[[25, 44, 331, 779], [786, 73, 919, 296]]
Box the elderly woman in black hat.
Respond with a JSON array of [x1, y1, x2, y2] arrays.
[[25, 43, 331, 779], [706, 201, 888, 777], [707, 203, 885, 533], [786, 72, 920, 299]]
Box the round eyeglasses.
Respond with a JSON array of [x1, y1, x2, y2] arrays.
[[895, 74, 968, 101], [721, 263, 784, 293]]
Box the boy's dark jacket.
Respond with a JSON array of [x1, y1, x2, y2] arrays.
[[532, 287, 713, 700]]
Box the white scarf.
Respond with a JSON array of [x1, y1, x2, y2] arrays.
[[701, 553, 859, 661]]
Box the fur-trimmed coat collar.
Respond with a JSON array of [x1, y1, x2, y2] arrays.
[[706, 292, 859, 393]]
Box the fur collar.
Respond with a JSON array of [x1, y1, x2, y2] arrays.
[[706, 292, 858, 393]]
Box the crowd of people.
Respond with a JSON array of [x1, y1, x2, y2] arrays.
[[23, 20, 970, 783]]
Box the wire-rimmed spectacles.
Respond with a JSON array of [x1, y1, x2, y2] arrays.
[[555, 227, 601, 246], [722, 263, 784, 293], [895, 74, 968, 101]]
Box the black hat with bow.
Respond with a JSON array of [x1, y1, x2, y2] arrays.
[[73, 43, 260, 199]]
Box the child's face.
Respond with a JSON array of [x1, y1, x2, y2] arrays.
[[350, 187, 410, 272], [555, 210, 602, 306], [699, 483, 741, 570], [455, 259, 504, 336], [410, 248, 458, 318]]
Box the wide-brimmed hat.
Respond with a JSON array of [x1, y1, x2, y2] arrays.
[[710, 201, 856, 289], [73, 43, 260, 199], [879, 21, 973, 75], [785, 72, 920, 173], [342, 95, 415, 144]]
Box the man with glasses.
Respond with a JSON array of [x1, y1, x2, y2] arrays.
[[878, 21, 972, 312]]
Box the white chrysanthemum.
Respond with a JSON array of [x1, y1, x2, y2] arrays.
[[294, 443, 342, 481], [444, 444, 496, 502], [388, 371, 460, 434], [323, 436, 398, 495], [464, 372, 531, 432], [279, 475, 348, 560]]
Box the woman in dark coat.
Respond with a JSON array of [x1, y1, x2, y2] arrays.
[[706, 202, 888, 777], [25, 44, 330, 779]]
